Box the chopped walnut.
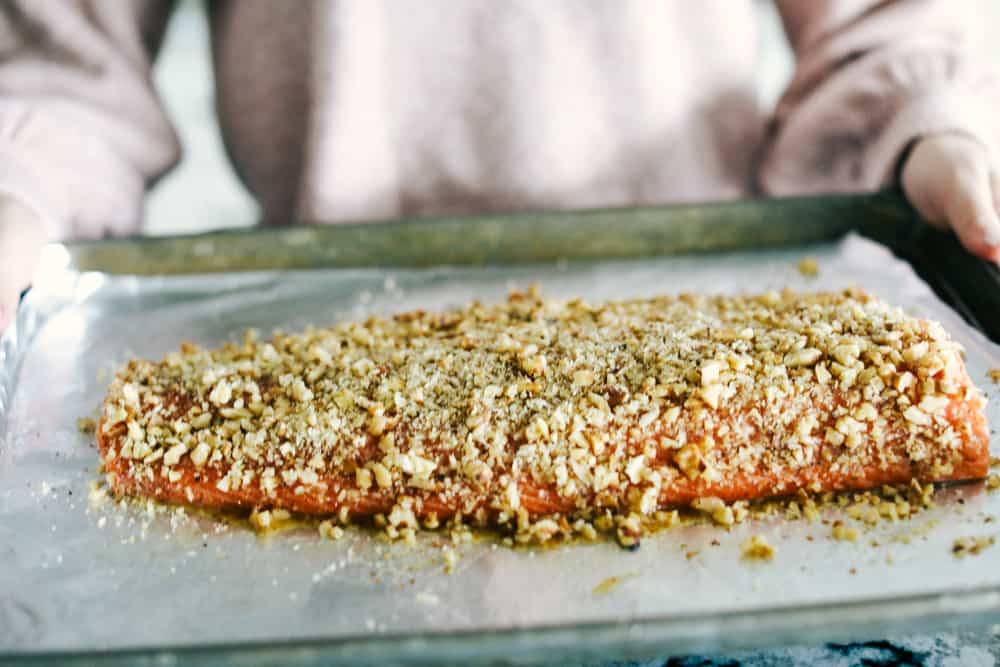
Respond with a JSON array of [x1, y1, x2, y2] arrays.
[[741, 535, 775, 560], [692, 496, 734, 526], [831, 520, 858, 542], [797, 257, 819, 278], [318, 520, 344, 540], [442, 546, 457, 573], [952, 535, 995, 558]]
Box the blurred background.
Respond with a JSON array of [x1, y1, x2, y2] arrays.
[[145, 0, 1000, 237]]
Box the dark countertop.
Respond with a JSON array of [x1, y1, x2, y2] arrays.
[[585, 631, 1000, 667]]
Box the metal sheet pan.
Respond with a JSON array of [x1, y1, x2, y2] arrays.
[[2, 203, 1000, 666], [64, 194, 916, 275]]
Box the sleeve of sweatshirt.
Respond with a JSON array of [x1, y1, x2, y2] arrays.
[[758, 0, 1000, 196], [0, 0, 180, 240]]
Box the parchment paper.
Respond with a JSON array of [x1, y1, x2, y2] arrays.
[[1, 234, 998, 654]]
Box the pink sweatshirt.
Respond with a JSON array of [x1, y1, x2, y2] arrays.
[[1, 1, 998, 239]]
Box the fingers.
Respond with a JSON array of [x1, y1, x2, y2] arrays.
[[0, 262, 33, 333], [0, 284, 19, 333], [0, 196, 46, 334], [0, 254, 38, 333], [941, 166, 1000, 263], [901, 134, 1000, 263]]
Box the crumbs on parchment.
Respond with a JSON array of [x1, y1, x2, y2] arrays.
[[797, 257, 819, 278], [952, 535, 995, 558], [741, 535, 775, 561]]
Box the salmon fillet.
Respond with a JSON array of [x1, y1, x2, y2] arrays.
[[97, 287, 989, 542]]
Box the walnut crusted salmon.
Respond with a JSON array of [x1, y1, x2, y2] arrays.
[[97, 288, 989, 544]]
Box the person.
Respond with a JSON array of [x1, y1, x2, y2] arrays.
[[1, 0, 999, 333]]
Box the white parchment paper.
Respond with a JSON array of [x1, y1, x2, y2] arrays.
[[1, 234, 998, 654]]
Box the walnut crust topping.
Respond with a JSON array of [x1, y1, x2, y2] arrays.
[[97, 287, 987, 546]]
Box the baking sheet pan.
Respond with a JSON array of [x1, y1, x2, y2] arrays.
[[2, 232, 1000, 666]]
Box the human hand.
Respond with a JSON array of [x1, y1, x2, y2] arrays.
[[0, 195, 46, 333], [901, 132, 1000, 263]]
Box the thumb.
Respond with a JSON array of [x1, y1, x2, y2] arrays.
[[0, 283, 21, 333], [0, 196, 47, 333], [902, 134, 1000, 262], [940, 166, 1000, 262]]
